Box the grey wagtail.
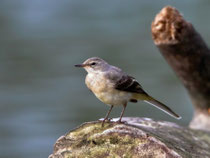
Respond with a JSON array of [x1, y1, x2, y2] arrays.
[[75, 57, 181, 125]]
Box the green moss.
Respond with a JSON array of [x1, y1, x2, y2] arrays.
[[50, 119, 210, 158], [59, 121, 149, 158]]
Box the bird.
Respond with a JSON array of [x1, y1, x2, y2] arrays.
[[75, 57, 181, 126]]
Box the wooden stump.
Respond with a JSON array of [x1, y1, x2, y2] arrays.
[[151, 6, 210, 131]]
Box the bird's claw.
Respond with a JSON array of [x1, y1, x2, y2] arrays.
[[107, 118, 112, 121], [116, 119, 127, 124], [100, 118, 112, 127]]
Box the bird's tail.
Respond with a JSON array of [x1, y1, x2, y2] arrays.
[[132, 93, 181, 119]]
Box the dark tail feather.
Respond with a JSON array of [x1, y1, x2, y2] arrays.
[[144, 98, 181, 119]]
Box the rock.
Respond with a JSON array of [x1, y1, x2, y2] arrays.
[[49, 117, 210, 158]]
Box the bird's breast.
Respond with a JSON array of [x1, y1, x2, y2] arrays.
[[85, 73, 109, 93], [85, 73, 131, 106]]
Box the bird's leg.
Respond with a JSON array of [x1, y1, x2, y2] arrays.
[[117, 103, 127, 123], [102, 105, 113, 126]]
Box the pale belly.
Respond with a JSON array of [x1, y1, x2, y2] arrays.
[[85, 73, 132, 106], [94, 89, 131, 106]]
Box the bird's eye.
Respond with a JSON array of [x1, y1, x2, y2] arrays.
[[91, 62, 96, 66]]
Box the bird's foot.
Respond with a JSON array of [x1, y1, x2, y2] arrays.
[[116, 119, 126, 124], [107, 118, 113, 122], [99, 118, 112, 122], [100, 118, 112, 127]]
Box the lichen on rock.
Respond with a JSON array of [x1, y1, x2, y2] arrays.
[[49, 117, 210, 158]]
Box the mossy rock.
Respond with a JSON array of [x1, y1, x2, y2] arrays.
[[49, 117, 210, 158]]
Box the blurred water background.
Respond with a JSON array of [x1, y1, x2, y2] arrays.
[[0, 0, 210, 158]]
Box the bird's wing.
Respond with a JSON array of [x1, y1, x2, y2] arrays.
[[115, 75, 147, 94]]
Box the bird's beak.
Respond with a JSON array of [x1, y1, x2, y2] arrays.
[[74, 64, 87, 68]]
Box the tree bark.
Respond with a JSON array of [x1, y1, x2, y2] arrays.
[[151, 6, 210, 131], [49, 118, 210, 158]]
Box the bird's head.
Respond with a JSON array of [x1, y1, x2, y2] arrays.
[[75, 57, 109, 73]]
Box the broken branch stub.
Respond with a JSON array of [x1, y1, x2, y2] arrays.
[[151, 6, 210, 131]]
